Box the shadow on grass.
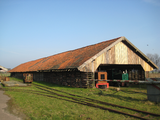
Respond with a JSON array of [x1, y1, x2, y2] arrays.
[[96, 90, 147, 102], [127, 84, 147, 89], [33, 81, 78, 89], [9, 77, 77, 89], [120, 90, 147, 95], [35, 81, 148, 103], [10, 77, 148, 103]]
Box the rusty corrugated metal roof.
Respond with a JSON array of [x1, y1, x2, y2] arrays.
[[9, 37, 121, 72]]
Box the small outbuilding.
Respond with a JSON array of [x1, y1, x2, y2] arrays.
[[0, 65, 8, 72], [9, 37, 158, 87]]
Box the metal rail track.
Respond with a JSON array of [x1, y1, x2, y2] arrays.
[[33, 84, 160, 117], [1, 84, 160, 120]]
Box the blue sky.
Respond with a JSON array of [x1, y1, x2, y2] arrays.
[[0, 0, 160, 69]]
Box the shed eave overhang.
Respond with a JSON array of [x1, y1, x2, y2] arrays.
[[78, 36, 158, 71]]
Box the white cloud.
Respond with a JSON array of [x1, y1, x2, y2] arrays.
[[143, 0, 160, 6]]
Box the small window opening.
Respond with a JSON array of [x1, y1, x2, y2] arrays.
[[101, 74, 105, 79]]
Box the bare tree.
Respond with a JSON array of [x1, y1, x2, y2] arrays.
[[146, 53, 160, 73]]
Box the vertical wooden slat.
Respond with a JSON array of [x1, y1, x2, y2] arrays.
[[115, 42, 128, 64], [111, 46, 115, 64], [80, 42, 154, 72], [106, 50, 109, 64]]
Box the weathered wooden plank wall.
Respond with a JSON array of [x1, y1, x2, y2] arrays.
[[33, 72, 44, 81], [11, 72, 23, 79], [115, 42, 128, 64], [43, 71, 87, 88], [110, 46, 115, 64], [80, 41, 154, 72]]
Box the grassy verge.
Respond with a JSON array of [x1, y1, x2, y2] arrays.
[[2, 77, 160, 120]]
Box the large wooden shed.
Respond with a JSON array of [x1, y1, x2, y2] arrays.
[[9, 36, 158, 87]]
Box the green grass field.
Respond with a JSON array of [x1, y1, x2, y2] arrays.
[[1, 77, 160, 120]]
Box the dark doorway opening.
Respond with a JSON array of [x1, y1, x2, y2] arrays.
[[96, 64, 145, 80]]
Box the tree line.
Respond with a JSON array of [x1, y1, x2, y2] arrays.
[[147, 53, 160, 73]]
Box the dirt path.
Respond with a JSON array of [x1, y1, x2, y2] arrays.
[[0, 89, 22, 120]]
